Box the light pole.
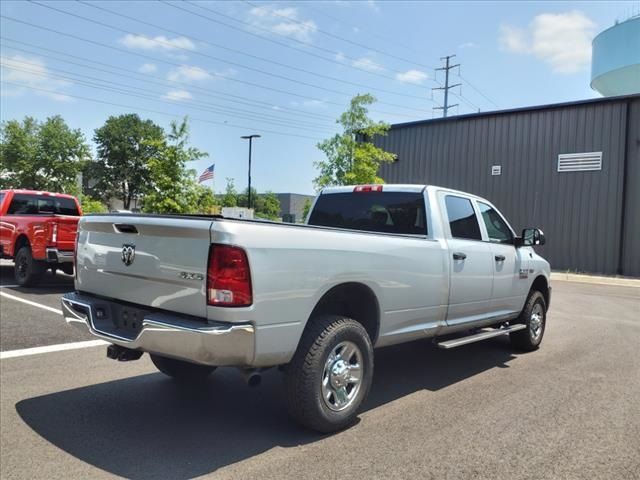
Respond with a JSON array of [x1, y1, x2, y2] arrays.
[[241, 134, 261, 210]]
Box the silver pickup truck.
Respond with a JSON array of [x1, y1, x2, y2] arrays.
[[62, 184, 550, 432]]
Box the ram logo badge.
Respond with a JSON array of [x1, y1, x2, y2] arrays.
[[121, 244, 136, 266]]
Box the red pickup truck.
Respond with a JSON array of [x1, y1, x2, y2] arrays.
[[0, 189, 82, 286]]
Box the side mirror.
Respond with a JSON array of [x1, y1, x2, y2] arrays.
[[517, 228, 545, 247]]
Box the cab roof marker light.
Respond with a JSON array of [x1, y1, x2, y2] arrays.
[[353, 185, 383, 193]]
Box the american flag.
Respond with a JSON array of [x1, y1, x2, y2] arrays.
[[198, 164, 215, 183]]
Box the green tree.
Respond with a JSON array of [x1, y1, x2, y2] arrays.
[[302, 198, 312, 221], [0, 116, 90, 193], [238, 188, 281, 220], [142, 118, 217, 214], [79, 194, 108, 214], [221, 177, 238, 207], [314, 94, 396, 189], [93, 114, 164, 209]]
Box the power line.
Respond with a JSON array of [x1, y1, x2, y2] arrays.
[[1, 61, 337, 133], [280, 1, 499, 110], [0, 15, 426, 118], [74, 0, 431, 102], [29, 1, 418, 106], [1, 38, 339, 125], [243, 0, 436, 70], [176, 0, 431, 83], [0, 80, 325, 141]]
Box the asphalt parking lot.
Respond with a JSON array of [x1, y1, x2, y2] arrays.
[[1, 260, 639, 480]]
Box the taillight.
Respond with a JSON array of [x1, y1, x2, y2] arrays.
[[51, 223, 58, 243], [207, 245, 252, 307], [353, 185, 383, 193]]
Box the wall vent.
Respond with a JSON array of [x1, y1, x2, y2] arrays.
[[557, 152, 602, 172]]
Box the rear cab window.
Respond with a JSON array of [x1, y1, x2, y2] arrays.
[[444, 195, 482, 240], [7, 194, 80, 216], [308, 191, 427, 235]]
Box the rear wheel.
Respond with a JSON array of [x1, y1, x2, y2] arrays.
[[14, 246, 45, 286], [510, 290, 547, 351], [285, 315, 374, 433], [150, 354, 216, 381]]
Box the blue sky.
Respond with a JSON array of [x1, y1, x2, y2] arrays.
[[0, 1, 634, 194]]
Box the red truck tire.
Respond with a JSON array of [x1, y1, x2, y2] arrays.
[[14, 246, 46, 286]]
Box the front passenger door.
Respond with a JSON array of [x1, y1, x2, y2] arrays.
[[441, 194, 494, 326], [476, 201, 528, 315]]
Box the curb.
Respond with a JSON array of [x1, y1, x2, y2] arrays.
[[550, 272, 640, 288]]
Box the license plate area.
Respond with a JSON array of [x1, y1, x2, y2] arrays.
[[91, 303, 150, 340]]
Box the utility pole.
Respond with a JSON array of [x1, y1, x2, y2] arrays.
[[432, 55, 461, 118], [241, 134, 261, 210]]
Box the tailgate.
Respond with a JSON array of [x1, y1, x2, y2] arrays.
[[75, 215, 213, 318], [52, 215, 79, 251]]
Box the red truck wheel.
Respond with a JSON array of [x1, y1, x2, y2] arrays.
[[14, 246, 45, 287]]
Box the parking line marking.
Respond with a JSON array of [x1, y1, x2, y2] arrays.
[[0, 291, 62, 315], [0, 340, 108, 360]]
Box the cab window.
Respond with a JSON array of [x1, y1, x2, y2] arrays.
[[477, 202, 513, 243], [444, 195, 482, 240]]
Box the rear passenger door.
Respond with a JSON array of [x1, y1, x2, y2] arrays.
[[440, 194, 494, 325]]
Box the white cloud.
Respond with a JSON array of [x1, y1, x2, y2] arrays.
[[396, 69, 429, 85], [499, 11, 596, 74], [120, 34, 195, 52], [290, 99, 327, 109], [167, 65, 211, 82], [459, 42, 478, 49], [248, 5, 317, 42], [0, 54, 71, 101], [162, 90, 192, 101], [335, 51, 346, 62], [138, 63, 157, 74], [352, 56, 384, 72]]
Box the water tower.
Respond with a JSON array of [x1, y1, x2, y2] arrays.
[[591, 15, 640, 96]]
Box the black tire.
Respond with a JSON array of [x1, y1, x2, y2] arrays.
[[150, 354, 216, 381], [510, 290, 547, 351], [285, 315, 374, 433], [14, 246, 46, 287]]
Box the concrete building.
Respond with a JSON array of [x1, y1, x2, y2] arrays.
[[276, 193, 315, 223], [373, 94, 640, 276]]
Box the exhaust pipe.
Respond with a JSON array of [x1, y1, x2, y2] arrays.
[[240, 368, 262, 387], [107, 344, 143, 362]]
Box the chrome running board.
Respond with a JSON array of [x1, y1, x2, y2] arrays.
[[437, 324, 526, 349]]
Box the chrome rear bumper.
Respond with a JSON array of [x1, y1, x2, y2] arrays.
[[46, 248, 74, 263], [61, 292, 255, 367]]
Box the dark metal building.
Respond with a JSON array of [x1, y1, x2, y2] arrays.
[[374, 94, 640, 276]]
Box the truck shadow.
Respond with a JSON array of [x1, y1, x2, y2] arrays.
[[0, 263, 74, 294], [16, 339, 515, 479]]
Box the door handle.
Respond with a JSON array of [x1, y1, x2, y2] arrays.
[[452, 252, 467, 260], [495, 255, 506, 262]]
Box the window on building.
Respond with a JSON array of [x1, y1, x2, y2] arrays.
[[445, 195, 482, 240], [477, 202, 513, 243]]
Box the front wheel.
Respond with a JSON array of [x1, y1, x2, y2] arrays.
[[150, 354, 216, 382], [510, 290, 547, 351], [14, 246, 45, 286], [285, 315, 374, 433]]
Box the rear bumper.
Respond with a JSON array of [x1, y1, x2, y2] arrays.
[[61, 292, 255, 367], [46, 248, 74, 264]]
